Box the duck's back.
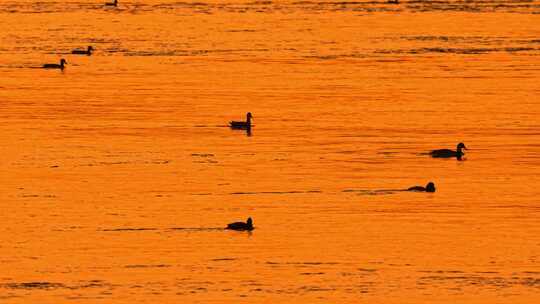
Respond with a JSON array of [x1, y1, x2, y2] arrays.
[[226, 222, 253, 231], [72, 50, 89, 55], [227, 222, 243, 229], [229, 121, 249, 129], [407, 186, 425, 191], [43, 63, 60, 69], [430, 149, 456, 158]]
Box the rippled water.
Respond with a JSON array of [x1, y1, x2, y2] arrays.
[[1, 0, 540, 302]]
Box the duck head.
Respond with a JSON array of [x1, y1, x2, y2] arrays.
[[457, 142, 467, 151], [246, 217, 253, 228], [87, 46, 94, 52], [246, 112, 253, 123], [426, 182, 436, 192], [60, 58, 67, 66]]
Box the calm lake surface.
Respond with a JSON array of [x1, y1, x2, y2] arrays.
[[1, 0, 540, 302]]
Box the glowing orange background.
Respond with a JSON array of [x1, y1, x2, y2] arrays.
[[1, 0, 539, 302]]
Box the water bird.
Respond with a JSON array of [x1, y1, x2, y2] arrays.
[[430, 142, 467, 160], [407, 182, 436, 193], [229, 112, 253, 129], [226, 217, 254, 231], [388, 0, 399, 4], [72, 46, 94, 55], [43, 59, 67, 70], [105, 0, 117, 6]]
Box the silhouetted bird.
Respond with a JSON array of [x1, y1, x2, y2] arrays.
[[226, 217, 254, 231], [229, 112, 253, 129], [388, 0, 399, 4], [72, 46, 94, 55], [105, 0, 117, 6], [408, 182, 436, 192], [43, 59, 67, 70], [430, 142, 467, 160]]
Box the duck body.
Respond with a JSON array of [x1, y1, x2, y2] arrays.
[[72, 46, 93, 55], [229, 112, 253, 129], [430, 142, 467, 159], [430, 149, 462, 158], [43, 59, 67, 70], [407, 182, 436, 193], [226, 217, 253, 231]]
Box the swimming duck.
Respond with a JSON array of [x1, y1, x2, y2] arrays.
[[43, 59, 67, 70], [72, 46, 94, 55], [407, 182, 436, 193], [430, 142, 467, 160], [105, 0, 117, 6], [229, 112, 253, 129], [226, 217, 253, 231]]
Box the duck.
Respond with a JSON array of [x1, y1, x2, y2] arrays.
[[226, 217, 254, 231], [43, 59, 67, 70], [430, 142, 467, 160], [407, 182, 436, 193], [72, 46, 94, 55], [388, 0, 399, 4], [229, 112, 253, 129], [105, 0, 117, 6]]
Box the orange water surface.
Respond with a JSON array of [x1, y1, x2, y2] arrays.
[[1, 0, 540, 303]]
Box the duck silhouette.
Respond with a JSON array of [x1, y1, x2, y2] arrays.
[[43, 59, 67, 70], [407, 182, 436, 193], [105, 0, 117, 6], [72, 46, 94, 55], [229, 112, 253, 129], [430, 142, 467, 160], [226, 217, 253, 231]]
